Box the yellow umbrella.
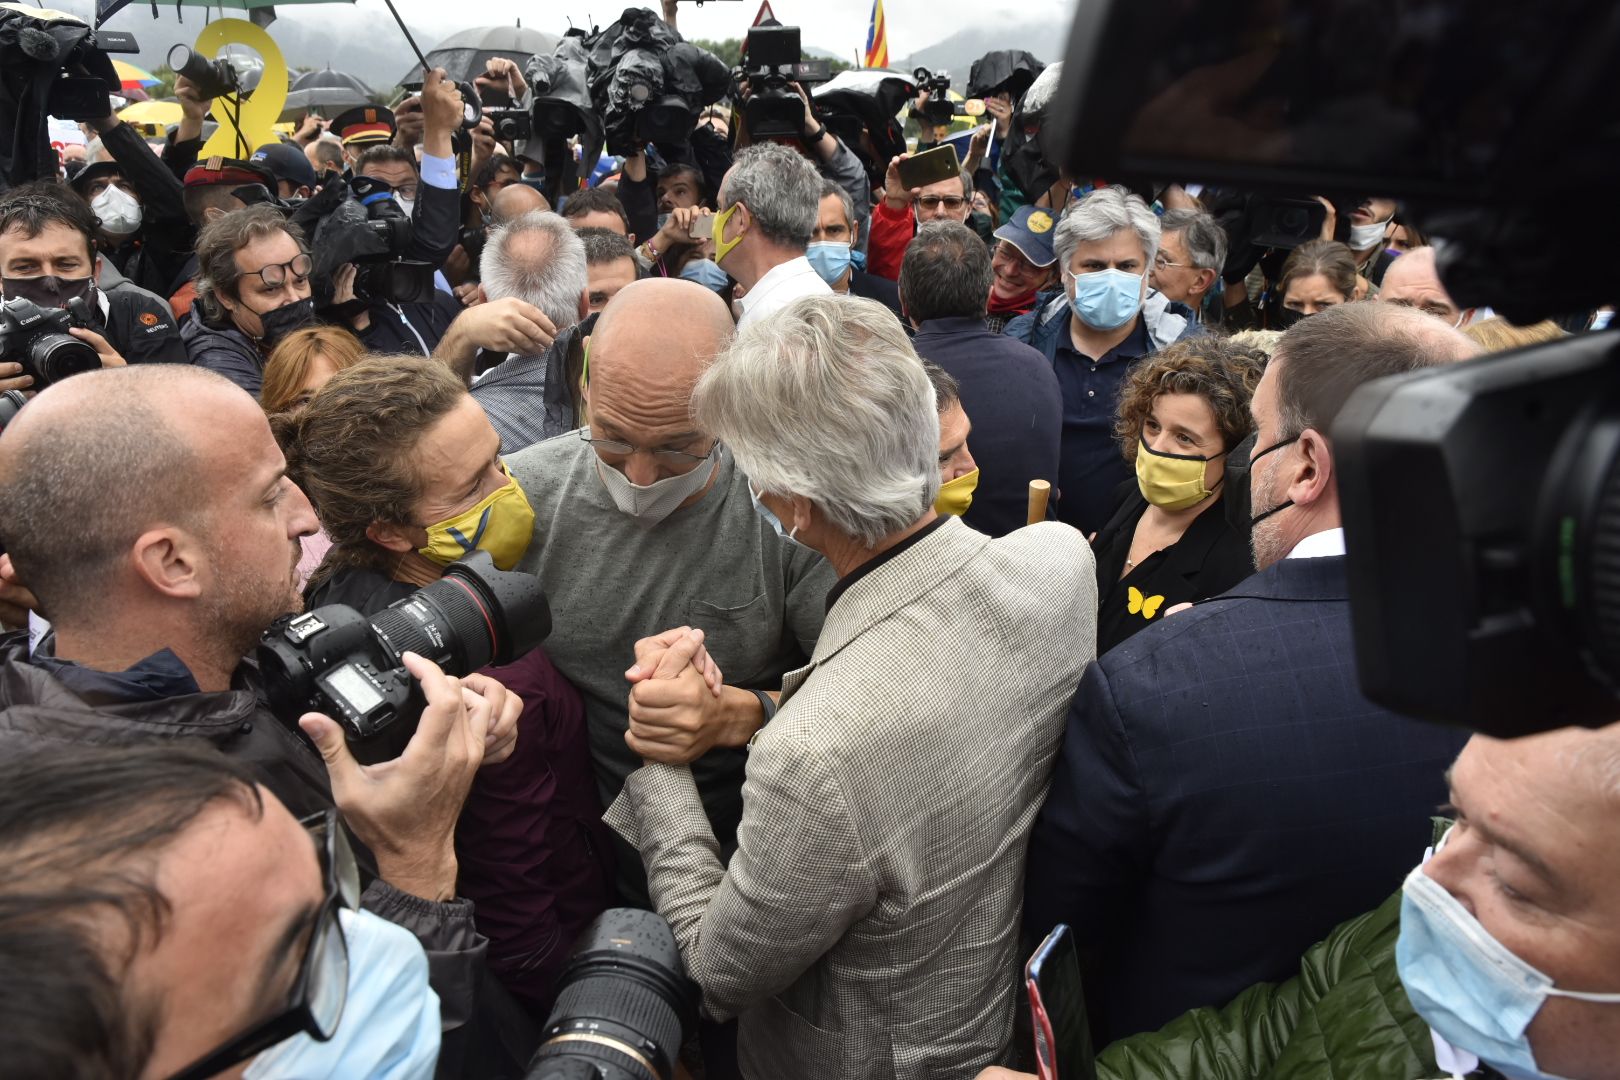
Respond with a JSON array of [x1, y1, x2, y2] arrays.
[[118, 100, 185, 137]]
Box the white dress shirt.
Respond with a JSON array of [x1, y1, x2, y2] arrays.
[[736, 256, 833, 329], [1286, 526, 1347, 560]]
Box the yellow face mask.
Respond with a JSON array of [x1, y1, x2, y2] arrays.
[[934, 467, 980, 516], [712, 202, 746, 267], [417, 464, 536, 570], [1135, 436, 1219, 511]]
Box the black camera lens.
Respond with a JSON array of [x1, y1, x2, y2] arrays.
[[527, 909, 698, 1080], [28, 333, 99, 386], [0, 389, 27, 433]]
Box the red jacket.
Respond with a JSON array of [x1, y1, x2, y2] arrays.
[[867, 198, 916, 281]]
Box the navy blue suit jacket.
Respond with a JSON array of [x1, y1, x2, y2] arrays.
[[911, 316, 1063, 537], [1024, 554, 1468, 1042]]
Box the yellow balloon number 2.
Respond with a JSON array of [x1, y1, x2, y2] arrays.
[[196, 19, 289, 160]]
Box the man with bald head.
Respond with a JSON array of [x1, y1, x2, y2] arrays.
[[504, 277, 835, 907], [0, 363, 536, 1071], [1379, 246, 1489, 327], [491, 181, 550, 224], [1028, 302, 1482, 1042]]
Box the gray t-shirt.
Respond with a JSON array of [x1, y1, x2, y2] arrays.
[[507, 432, 834, 852]]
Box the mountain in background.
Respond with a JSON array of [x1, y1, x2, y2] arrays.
[[894, 19, 1053, 89]]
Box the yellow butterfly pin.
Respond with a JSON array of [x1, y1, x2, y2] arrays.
[[1128, 586, 1165, 620]]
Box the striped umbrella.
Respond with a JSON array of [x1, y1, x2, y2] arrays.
[[113, 59, 159, 90]]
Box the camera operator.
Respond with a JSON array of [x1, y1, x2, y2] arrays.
[[0, 184, 180, 384], [280, 355, 615, 1018], [0, 741, 445, 1077], [182, 204, 319, 397], [0, 364, 538, 1075], [339, 69, 468, 356]]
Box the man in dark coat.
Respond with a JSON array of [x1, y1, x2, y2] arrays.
[[1025, 302, 1483, 1044]]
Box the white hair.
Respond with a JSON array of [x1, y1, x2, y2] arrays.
[[691, 295, 939, 546], [1054, 186, 1160, 272], [718, 142, 821, 251], [480, 210, 588, 332]]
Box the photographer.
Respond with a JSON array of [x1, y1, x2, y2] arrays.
[[0, 184, 180, 389], [182, 204, 319, 397], [281, 355, 614, 1018], [0, 364, 538, 1075]]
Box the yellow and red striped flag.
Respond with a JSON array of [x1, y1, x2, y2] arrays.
[[864, 0, 889, 68]]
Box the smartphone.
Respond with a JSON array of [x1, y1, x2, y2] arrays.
[[1025, 925, 1096, 1080], [691, 215, 715, 240], [896, 144, 963, 192]]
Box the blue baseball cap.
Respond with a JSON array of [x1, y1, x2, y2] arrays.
[[992, 205, 1059, 268], [251, 141, 317, 193]]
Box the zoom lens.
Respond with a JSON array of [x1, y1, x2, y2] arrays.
[[527, 909, 698, 1080], [28, 333, 99, 387]]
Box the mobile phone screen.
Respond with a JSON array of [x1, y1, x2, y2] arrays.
[[1024, 925, 1096, 1080]]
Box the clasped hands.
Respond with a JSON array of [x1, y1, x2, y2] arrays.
[[624, 626, 751, 766]]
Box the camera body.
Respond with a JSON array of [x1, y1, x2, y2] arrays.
[[0, 296, 100, 389], [487, 107, 533, 145], [337, 175, 435, 306], [739, 26, 832, 140], [167, 44, 240, 101], [257, 550, 551, 765]]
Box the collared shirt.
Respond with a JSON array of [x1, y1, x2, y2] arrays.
[[30, 647, 200, 703], [470, 326, 581, 453], [419, 152, 457, 191], [1051, 314, 1152, 534], [737, 256, 832, 330], [1286, 526, 1347, 560]]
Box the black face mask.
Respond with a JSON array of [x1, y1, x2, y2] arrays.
[[1272, 305, 1307, 330], [256, 297, 318, 347], [2, 274, 93, 309], [1248, 435, 1301, 527]]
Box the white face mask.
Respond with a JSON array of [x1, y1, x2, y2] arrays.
[[1348, 216, 1391, 251], [595, 445, 723, 526], [91, 183, 142, 237], [394, 192, 415, 217]]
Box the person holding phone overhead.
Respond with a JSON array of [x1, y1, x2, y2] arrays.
[[868, 144, 978, 281], [1090, 337, 1265, 653]]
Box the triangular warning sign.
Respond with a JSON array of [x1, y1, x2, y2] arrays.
[[752, 0, 777, 25]]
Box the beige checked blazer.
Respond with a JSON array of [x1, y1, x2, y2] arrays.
[[606, 517, 1097, 1080]]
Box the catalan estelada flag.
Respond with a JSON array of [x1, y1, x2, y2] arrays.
[[864, 0, 889, 68]]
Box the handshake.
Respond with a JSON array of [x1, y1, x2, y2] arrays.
[[623, 625, 770, 764]]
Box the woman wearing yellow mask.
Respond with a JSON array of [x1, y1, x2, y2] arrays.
[[1091, 338, 1267, 653], [279, 355, 615, 1021]]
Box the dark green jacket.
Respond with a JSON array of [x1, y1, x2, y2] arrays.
[[1096, 889, 1443, 1080]]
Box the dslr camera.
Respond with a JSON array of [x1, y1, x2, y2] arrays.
[[486, 107, 533, 145], [737, 25, 832, 140], [0, 296, 101, 390], [257, 551, 551, 765], [167, 44, 241, 100], [911, 67, 985, 126]]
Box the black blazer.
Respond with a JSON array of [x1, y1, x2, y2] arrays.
[[1024, 555, 1469, 1044], [1091, 486, 1256, 655]]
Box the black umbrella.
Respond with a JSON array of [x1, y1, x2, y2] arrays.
[[398, 24, 562, 87], [283, 67, 374, 115], [966, 49, 1045, 101]]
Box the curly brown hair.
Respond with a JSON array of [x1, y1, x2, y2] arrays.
[[276, 355, 468, 588], [1114, 336, 1268, 464]]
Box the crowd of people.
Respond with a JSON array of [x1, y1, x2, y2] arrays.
[[1, 6, 1617, 1080]]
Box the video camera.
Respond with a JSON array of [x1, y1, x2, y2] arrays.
[[0, 296, 101, 390], [738, 25, 831, 140], [526, 908, 698, 1080], [297, 174, 436, 307], [258, 550, 551, 765], [911, 67, 985, 127], [1050, 0, 1620, 738]]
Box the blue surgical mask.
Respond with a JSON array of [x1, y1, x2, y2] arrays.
[[1397, 861, 1620, 1080], [244, 908, 441, 1080], [680, 258, 730, 292], [1066, 267, 1144, 331], [850, 248, 868, 271], [749, 485, 805, 549], [805, 241, 853, 286]]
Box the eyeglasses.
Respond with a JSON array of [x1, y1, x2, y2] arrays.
[[1152, 254, 1189, 271], [915, 195, 967, 213], [245, 252, 314, 289], [578, 426, 718, 466], [166, 809, 360, 1080]]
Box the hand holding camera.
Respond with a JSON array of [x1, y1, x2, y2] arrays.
[[298, 651, 494, 902]]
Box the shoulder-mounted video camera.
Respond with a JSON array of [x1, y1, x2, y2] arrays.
[[294, 174, 435, 307], [737, 25, 831, 140], [911, 66, 985, 127]]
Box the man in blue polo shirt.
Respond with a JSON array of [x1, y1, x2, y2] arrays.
[[1006, 188, 1200, 533]]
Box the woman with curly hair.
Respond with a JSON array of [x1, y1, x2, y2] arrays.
[[1091, 336, 1267, 651]]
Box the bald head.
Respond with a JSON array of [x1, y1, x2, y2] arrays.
[[1379, 247, 1466, 324], [491, 183, 549, 224], [591, 277, 735, 391], [0, 367, 248, 622]]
